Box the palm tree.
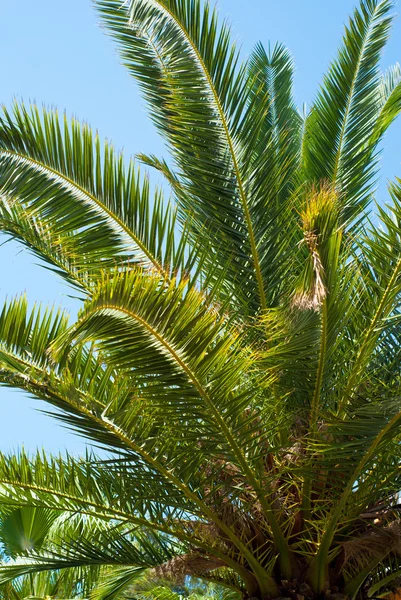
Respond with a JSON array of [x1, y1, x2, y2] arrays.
[[0, 0, 401, 598]]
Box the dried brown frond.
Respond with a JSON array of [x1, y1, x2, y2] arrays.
[[343, 521, 401, 571], [293, 231, 327, 311], [152, 553, 225, 584], [293, 184, 340, 311]]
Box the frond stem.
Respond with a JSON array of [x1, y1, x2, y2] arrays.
[[302, 297, 328, 517], [141, 1, 267, 309]]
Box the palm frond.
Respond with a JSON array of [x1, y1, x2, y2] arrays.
[[0, 507, 58, 558], [369, 62, 401, 145], [50, 269, 293, 580], [0, 103, 200, 287], [90, 566, 148, 600], [243, 42, 302, 307], [96, 0, 300, 312], [247, 41, 301, 205], [0, 196, 92, 295], [303, 0, 394, 220], [339, 179, 401, 411]]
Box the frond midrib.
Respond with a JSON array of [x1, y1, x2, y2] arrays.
[[332, 0, 386, 183], [302, 297, 329, 517], [0, 478, 134, 523], [0, 149, 169, 280], [0, 478, 216, 555], [138, 1, 267, 309]]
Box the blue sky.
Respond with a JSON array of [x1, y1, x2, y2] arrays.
[[0, 0, 400, 454]]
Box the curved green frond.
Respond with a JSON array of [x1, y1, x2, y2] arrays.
[[303, 0, 394, 219], [244, 42, 302, 307], [51, 270, 292, 579], [0, 103, 199, 286], [339, 179, 401, 411], [0, 296, 68, 373], [97, 0, 282, 312], [0, 295, 281, 592], [0, 197, 92, 295], [369, 62, 401, 145], [51, 270, 261, 467], [90, 566, 148, 600], [247, 42, 301, 202], [309, 398, 401, 592]]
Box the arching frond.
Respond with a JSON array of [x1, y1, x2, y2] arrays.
[[339, 179, 401, 411], [0, 103, 200, 288], [1, 0, 401, 598], [97, 0, 300, 313], [303, 0, 395, 220], [369, 62, 401, 144], [50, 270, 293, 578]]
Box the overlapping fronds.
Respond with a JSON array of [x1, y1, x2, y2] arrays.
[[0, 506, 107, 599], [303, 0, 395, 220], [96, 0, 304, 313], [0, 104, 203, 290], [51, 270, 256, 459], [0, 454, 255, 598], [1, 0, 401, 598], [247, 42, 301, 206], [339, 180, 401, 410]]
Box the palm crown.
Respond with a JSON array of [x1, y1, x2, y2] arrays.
[[0, 1, 401, 599]]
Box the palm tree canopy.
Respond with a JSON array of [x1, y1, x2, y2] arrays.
[[1, 0, 401, 599]]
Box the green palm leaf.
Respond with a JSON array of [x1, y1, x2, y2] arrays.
[[0, 104, 201, 289], [97, 0, 294, 312], [1, 0, 401, 598], [0, 507, 58, 557], [303, 0, 395, 219], [369, 62, 401, 144]]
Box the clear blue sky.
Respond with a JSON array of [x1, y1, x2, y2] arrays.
[[0, 0, 400, 454]]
